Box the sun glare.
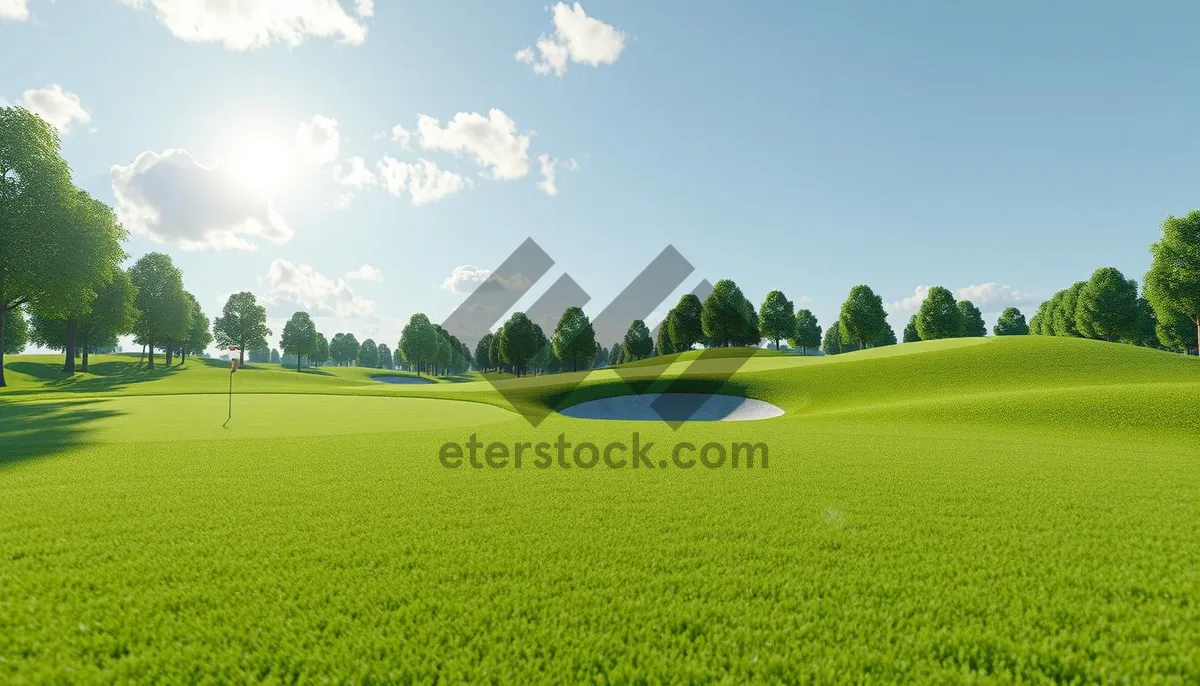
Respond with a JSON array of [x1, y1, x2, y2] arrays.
[[225, 137, 293, 195]]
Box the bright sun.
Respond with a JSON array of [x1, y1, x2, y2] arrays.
[[225, 137, 293, 194]]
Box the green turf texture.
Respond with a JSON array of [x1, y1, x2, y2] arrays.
[[1, 337, 1198, 682]]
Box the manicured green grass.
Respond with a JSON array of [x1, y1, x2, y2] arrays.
[[1, 337, 1198, 682]]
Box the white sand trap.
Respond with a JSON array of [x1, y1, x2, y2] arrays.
[[559, 393, 784, 422]]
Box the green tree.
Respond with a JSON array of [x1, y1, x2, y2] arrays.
[[872, 323, 897, 347], [1155, 304, 1199, 355], [129, 253, 189, 370], [902, 315, 921, 343], [915, 286, 961, 340], [839, 285, 888, 349], [608, 342, 623, 366], [3, 304, 28, 355], [270, 348, 280, 364], [433, 325, 454, 376], [957, 300, 987, 337], [1051, 282, 1086, 337], [790, 309, 822, 354], [551, 306, 597, 372], [593, 344, 608, 368], [342, 334, 360, 367], [475, 333, 495, 371], [668, 293, 704, 352], [655, 323, 675, 356], [313, 333, 330, 366], [758, 290, 795, 350], [623, 319, 654, 360], [498, 312, 540, 377], [993, 307, 1029, 336], [702, 279, 755, 347], [358, 338, 379, 368], [213, 292, 270, 365], [248, 346, 270, 363], [0, 106, 76, 386], [1124, 298, 1160, 349], [280, 311, 318, 371], [530, 324, 553, 375], [399, 314, 437, 375], [376, 343, 392, 370], [1145, 210, 1200, 354], [822, 323, 857, 355], [1075, 267, 1139, 342], [180, 292, 211, 363]]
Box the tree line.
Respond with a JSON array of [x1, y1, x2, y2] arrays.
[[6, 102, 1199, 384], [1, 106, 216, 385]]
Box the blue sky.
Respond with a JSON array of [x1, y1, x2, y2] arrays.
[[4, 1, 1199, 351]]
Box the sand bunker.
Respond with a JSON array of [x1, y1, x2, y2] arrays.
[[372, 375, 435, 385], [559, 393, 784, 422]]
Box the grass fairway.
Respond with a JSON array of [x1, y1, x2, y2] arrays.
[[2, 338, 1198, 682]]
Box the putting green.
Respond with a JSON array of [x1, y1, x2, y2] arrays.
[[2, 394, 518, 445]]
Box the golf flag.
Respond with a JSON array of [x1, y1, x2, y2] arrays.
[[229, 347, 240, 373]]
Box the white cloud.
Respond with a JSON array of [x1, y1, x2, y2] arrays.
[[331, 192, 354, 209], [355, 0, 373, 17], [115, 0, 368, 50], [888, 283, 1036, 314], [111, 149, 292, 251], [296, 115, 340, 165], [15, 85, 91, 134], [389, 124, 412, 149], [415, 108, 530, 180], [534, 154, 578, 196], [441, 265, 492, 293], [887, 286, 931, 313], [536, 154, 558, 196], [345, 264, 382, 282], [266, 259, 375, 317], [377, 157, 467, 206], [332, 156, 377, 187], [516, 2, 626, 77], [955, 283, 1037, 312], [1, 0, 29, 21]]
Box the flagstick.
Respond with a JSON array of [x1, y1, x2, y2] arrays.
[[223, 367, 233, 428]]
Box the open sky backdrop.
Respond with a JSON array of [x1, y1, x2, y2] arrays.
[[5, 1, 1199, 352]]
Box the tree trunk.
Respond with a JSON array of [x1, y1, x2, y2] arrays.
[[0, 299, 7, 388], [81, 330, 90, 373], [239, 346, 245, 364], [164, 337, 174, 367], [1195, 318, 1199, 356], [62, 319, 77, 374], [148, 338, 155, 369], [297, 354, 301, 372]]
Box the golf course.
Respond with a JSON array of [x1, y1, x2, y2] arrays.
[[2, 335, 1197, 682]]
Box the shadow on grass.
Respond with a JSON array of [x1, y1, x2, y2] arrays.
[[0, 399, 124, 467], [2, 359, 180, 397]]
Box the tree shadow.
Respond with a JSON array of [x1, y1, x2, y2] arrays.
[[0, 399, 125, 468], [2, 359, 180, 397]]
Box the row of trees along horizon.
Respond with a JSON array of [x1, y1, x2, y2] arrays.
[[4, 104, 1200, 386]]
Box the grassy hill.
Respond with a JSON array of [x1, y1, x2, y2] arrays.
[[1, 337, 1197, 681]]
